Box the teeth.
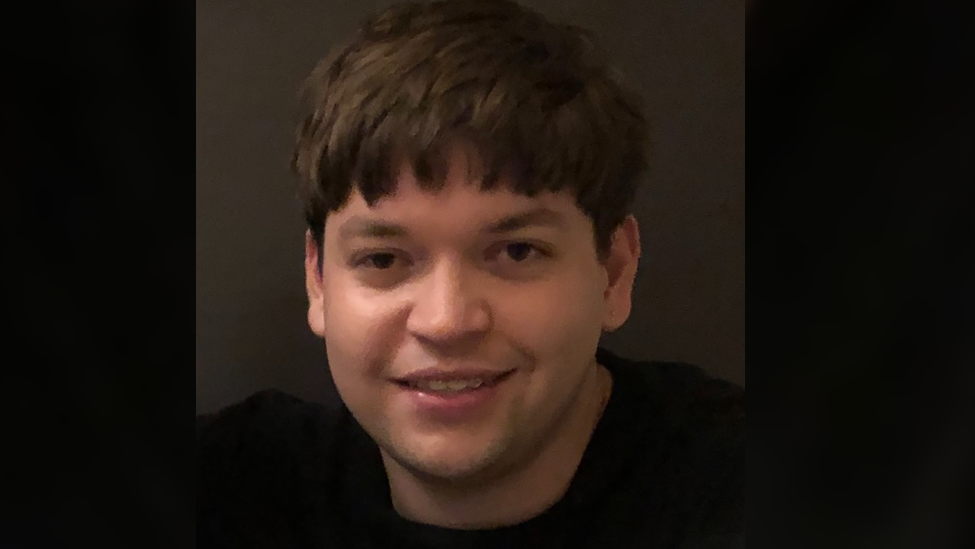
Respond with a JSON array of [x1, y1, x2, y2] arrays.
[[416, 378, 484, 392]]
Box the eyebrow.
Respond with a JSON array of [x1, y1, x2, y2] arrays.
[[484, 206, 567, 234], [337, 206, 567, 240], [338, 219, 409, 240]]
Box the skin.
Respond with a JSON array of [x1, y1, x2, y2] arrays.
[[305, 145, 641, 528]]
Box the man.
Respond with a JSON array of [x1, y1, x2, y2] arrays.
[[197, 1, 744, 547]]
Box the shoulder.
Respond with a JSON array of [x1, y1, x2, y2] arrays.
[[650, 361, 744, 446], [656, 364, 744, 544], [197, 389, 347, 547], [624, 353, 744, 472], [600, 350, 744, 547], [197, 388, 346, 477], [650, 363, 744, 548], [601, 349, 744, 443], [197, 388, 318, 442]]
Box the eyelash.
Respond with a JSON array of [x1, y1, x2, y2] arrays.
[[351, 242, 551, 271], [352, 252, 402, 270]]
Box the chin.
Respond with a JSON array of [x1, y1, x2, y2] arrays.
[[387, 440, 507, 484]]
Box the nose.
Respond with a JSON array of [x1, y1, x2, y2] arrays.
[[406, 258, 491, 347]]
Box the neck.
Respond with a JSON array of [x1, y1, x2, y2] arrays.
[[383, 363, 612, 529]]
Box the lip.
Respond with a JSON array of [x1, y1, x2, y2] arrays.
[[392, 370, 516, 422], [393, 367, 514, 384]]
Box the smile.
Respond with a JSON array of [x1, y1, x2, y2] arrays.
[[395, 371, 514, 394]]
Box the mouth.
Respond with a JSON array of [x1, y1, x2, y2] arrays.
[[393, 370, 515, 395]]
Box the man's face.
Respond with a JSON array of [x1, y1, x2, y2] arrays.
[[305, 148, 638, 483]]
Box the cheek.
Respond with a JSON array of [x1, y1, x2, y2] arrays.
[[321, 278, 405, 381], [498, 267, 606, 356]]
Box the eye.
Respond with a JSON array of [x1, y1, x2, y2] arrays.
[[503, 242, 538, 262], [490, 241, 551, 265], [350, 251, 413, 288], [354, 252, 399, 270]]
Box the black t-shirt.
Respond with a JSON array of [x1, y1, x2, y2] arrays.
[[197, 348, 744, 548]]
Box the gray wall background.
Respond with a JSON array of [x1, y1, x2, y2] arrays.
[[196, 0, 745, 414]]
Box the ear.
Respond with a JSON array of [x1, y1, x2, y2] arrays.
[[601, 215, 641, 332], [305, 230, 327, 338]]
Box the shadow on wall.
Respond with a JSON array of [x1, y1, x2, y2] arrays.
[[196, 284, 339, 414]]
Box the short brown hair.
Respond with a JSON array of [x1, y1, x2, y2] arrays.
[[292, 0, 650, 259]]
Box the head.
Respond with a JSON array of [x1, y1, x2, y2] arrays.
[[294, 0, 648, 484]]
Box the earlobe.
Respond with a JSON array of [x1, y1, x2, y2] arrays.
[[305, 231, 327, 338]]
